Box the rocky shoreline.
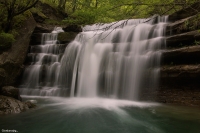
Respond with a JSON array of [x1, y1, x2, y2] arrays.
[[0, 86, 36, 115]]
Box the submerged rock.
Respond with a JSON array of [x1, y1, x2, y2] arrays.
[[25, 101, 37, 109]]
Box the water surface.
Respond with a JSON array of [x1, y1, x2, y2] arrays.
[[1, 96, 200, 133]]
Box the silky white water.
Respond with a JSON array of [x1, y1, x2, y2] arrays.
[[20, 16, 168, 100]]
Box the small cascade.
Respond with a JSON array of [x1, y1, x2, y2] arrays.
[[20, 27, 69, 96], [20, 16, 168, 101]]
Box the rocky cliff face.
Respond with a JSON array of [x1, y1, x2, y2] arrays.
[[0, 14, 37, 115], [141, 2, 200, 107]]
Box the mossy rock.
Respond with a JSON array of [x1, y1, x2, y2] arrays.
[[57, 32, 78, 43], [30, 7, 48, 23], [0, 33, 15, 50]]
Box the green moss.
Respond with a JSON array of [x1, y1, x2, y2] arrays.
[[30, 7, 48, 19], [13, 13, 28, 28], [44, 19, 60, 25], [0, 32, 15, 50], [57, 32, 77, 42]]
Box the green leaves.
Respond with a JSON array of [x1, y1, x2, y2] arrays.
[[0, 32, 15, 50]]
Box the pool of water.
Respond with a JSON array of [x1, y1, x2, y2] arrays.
[[0, 96, 200, 133]]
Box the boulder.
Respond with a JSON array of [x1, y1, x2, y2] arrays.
[[33, 23, 55, 33], [0, 95, 29, 115], [57, 32, 78, 43], [35, 1, 68, 22], [30, 7, 48, 23], [24, 101, 37, 109], [1, 86, 22, 101], [63, 25, 82, 32]]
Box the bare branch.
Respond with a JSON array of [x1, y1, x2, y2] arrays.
[[14, 0, 39, 16]]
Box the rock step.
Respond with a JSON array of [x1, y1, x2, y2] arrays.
[[25, 53, 63, 65], [161, 45, 200, 65], [29, 44, 67, 54], [166, 30, 200, 48], [30, 32, 79, 45], [141, 88, 200, 107], [166, 14, 200, 36], [160, 64, 200, 86]]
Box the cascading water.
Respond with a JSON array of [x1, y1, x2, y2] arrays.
[[20, 15, 168, 100]]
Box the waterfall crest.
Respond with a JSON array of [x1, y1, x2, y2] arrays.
[[20, 16, 168, 100]]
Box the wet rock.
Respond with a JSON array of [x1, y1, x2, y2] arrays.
[[166, 14, 200, 36], [161, 45, 200, 65], [1, 86, 22, 101], [0, 95, 29, 115], [140, 87, 200, 107], [57, 32, 78, 43], [63, 25, 82, 32], [33, 23, 55, 33], [160, 65, 200, 86], [25, 100, 37, 109], [166, 30, 200, 48]]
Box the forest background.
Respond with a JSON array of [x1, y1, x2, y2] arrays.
[[0, 0, 199, 49]]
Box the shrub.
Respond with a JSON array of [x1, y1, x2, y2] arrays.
[[0, 32, 15, 50]]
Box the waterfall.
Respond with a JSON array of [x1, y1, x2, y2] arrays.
[[20, 16, 168, 100]]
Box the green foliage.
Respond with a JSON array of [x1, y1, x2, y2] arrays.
[[194, 40, 200, 45], [63, 10, 96, 25], [0, 32, 15, 50], [62, 0, 200, 25], [1, 0, 200, 28], [0, 0, 39, 32], [44, 19, 61, 25], [13, 12, 29, 28]]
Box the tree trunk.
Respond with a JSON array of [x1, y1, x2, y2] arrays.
[[61, 0, 67, 9], [95, 0, 98, 8], [72, 0, 77, 12], [4, 10, 13, 33]]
